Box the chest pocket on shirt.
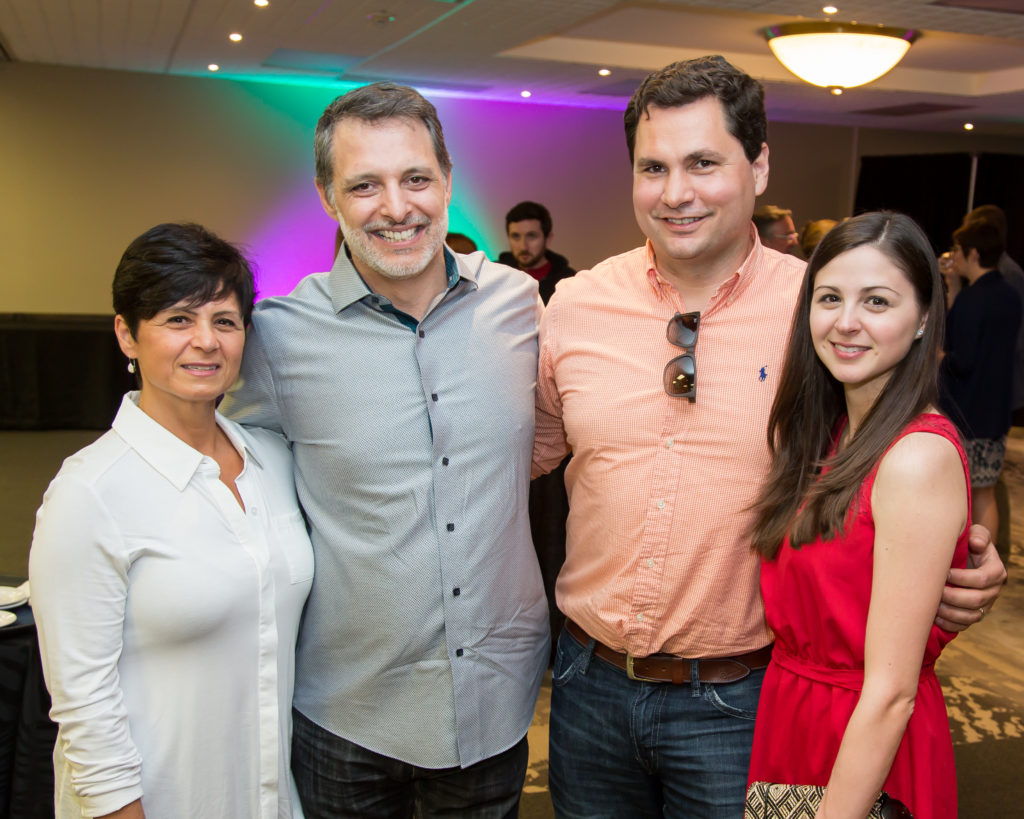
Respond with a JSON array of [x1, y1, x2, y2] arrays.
[[271, 510, 315, 584]]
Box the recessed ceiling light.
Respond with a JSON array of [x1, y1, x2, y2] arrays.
[[598, 68, 611, 76], [830, 86, 843, 95], [229, 32, 243, 42], [823, 5, 838, 13], [254, 0, 269, 6], [520, 90, 532, 98], [964, 122, 975, 130], [208, 64, 220, 72]]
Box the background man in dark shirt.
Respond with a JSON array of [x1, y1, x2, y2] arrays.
[[499, 200, 576, 656], [499, 200, 575, 305]]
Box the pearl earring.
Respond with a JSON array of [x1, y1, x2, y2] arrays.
[[127, 359, 137, 374], [915, 328, 924, 338]]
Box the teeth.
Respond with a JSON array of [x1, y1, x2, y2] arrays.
[[666, 217, 702, 225], [835, 345, 866, 353], [378, 227, 418, 242], [184, 365, 217, 371]]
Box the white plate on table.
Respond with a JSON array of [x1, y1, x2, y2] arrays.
[[0, 583, 30, 610], [0, 610, 16, 627]]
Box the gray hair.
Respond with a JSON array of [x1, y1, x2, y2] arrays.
[[314, 82, 452, 205]]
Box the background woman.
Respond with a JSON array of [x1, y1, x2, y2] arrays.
[[747, 212, 968, 818], [30, 223, 313, 818]]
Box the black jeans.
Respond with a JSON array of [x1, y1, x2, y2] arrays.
[[291, 709, 529, 818]]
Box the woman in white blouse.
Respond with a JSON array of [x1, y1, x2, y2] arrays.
[[30, 223, 313, 818]]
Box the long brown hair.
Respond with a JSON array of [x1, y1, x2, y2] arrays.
[[748, 212, 946, 558]]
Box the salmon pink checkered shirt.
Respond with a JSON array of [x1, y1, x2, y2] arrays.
[[533, 234, 805, 658]]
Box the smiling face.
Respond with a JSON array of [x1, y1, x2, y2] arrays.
[[507, 218, 549, 270], [809, 244, 926, 408], [631, 97, 768, 285], [115, 295, 246, 422], [317, 116, 451, 288]]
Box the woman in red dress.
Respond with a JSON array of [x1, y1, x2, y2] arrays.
[[746, 212, 969, 819]]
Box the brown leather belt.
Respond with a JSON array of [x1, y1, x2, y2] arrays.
[[566, 619, 773, 684]]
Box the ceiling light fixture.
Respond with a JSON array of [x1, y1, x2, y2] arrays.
[[823, 5, 838, 14], [254, 0, 269, 6], [763, 21, 918, 89], [229, 32, 243, 42], [598, 68, 611, 76], [520, 90, 532, 98], [964, 122, 975, 131], [208, 64, 220, 71]]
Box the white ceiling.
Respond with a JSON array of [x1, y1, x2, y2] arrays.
[[2, 0, 1023, 134]]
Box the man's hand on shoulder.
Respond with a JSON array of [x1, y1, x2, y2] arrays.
[[935, 524, 1007, 632]]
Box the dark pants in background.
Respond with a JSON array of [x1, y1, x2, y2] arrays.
[[529, 456, 571, 661]]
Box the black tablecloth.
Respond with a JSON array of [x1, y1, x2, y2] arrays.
[[0, 582, 56, 818]]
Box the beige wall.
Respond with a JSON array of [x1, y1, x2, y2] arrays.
[[2, 62, 1021, 314], [758, 121, 857, 231]]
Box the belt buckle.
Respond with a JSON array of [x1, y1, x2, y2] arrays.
[[625, 652, 663, 683]]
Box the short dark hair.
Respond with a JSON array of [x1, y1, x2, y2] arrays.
[[505, 201, 552, 236], [752, 205, 793, 237], [623, 55, 767, 165], [314, 82, 452, 206], [112, 223, 256, 337], [954, 219, 1005, 269], [965, 204, 1007, 242]]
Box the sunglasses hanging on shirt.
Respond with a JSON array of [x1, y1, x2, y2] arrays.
[[664, 311, 700, 402]]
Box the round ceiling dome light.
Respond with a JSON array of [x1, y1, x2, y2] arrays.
[[764, 21, 918, 89]]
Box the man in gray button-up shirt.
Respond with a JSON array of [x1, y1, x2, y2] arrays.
[[222, 82, 549, 817]]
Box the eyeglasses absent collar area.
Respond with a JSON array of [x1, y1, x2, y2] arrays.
[[664, 311, 700, 402]]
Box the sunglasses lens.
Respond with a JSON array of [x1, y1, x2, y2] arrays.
[[668, 313, 699, 347], [664, 354, 695, 396]]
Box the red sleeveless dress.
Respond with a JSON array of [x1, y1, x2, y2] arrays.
[[748, 414, 969, 819]]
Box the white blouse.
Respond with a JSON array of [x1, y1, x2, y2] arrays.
[[30, 393, 313, 818]]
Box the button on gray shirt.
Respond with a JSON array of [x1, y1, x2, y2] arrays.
[[222, 247, 549, 768]]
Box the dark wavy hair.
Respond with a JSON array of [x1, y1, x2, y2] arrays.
[[748, 212, 945, 558], [112, 222, 256, 337], [623, 55, 766, 165]]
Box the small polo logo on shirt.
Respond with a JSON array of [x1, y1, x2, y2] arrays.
[[759, 366, 768, 382]]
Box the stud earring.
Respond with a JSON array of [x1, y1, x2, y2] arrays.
[[915, 328, 925, 338], [127, 359, 137, 374]]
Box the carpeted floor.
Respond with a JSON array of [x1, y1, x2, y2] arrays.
[[3, 429, 1023, 816], [942, 432, 1024, 816]]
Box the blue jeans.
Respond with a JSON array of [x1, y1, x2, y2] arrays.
[[291, 709, 528, 818], [548, 627, 764, 818]]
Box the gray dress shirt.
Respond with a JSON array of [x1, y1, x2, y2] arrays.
[[221, 247, 549, 769]]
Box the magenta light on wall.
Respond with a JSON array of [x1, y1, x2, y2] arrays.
[[239, 184, 503, 300], [242, 184, 336, 299], [214, 73, 625, 296]]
